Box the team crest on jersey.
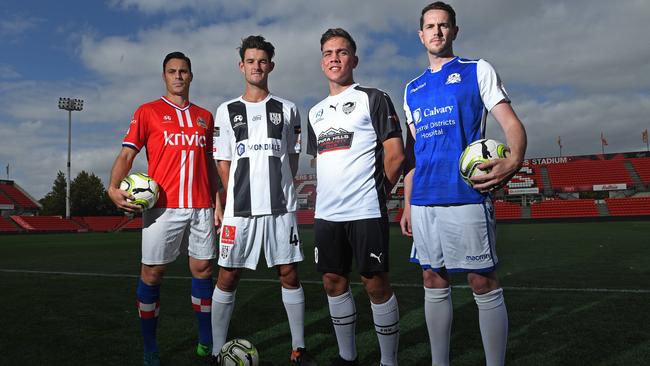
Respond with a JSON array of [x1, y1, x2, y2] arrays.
[[342, 101, 356, 114], [446, 73, 461, 84], [317, 127, 354, 154], [221, 225, 236, 245], [196, 117, 207, 129], [269, 112, 282, 125], [236, 143, 246, 156], [412, 108, 422, 124]]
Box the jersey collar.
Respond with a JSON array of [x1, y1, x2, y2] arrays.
[[427, 56, 459, 74], [160, 96, 192, 111]]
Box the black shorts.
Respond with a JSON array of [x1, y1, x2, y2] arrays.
[[314, 217, 389, 275]]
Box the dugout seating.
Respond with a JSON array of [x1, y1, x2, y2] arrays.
[[10, 215, 82, 232], [0, 217, 21, 232], [529, 199, 600, 218], [494, 201, 522, 220], [73, 216, 130, 232], [295, 209, 315, 225], [629, 158, 650, 183], [0, 183, 39, 209], [605, 197, 650, 216], [545, 160, 633, 190]]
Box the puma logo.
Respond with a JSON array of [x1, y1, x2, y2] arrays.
[[329, 103, 338, 111], [370, 252, 383, 264]]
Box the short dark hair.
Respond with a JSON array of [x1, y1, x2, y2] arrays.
[[238, 35, 275, 61], [320, 28, 357, 54], [420, 1, 457, 30], [163, 51, 192, 72]]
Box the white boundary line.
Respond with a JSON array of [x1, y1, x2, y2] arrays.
[[2, 268, 649, 294]]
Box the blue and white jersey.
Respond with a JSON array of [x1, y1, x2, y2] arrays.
[[403, 57, 509, 205]]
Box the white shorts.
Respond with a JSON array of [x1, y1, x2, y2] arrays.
[[218, 212, 304, 270], [409, 200, 498, 273], [141, 208, 216, 265]]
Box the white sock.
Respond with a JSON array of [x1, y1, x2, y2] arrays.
[[474, 288, 508, 366], [211, 287, 236, 355], [371, 293, 400, 366], [327, 288, 357, 361], [282, 286, 305, 350], [424, 287, 452, 366]]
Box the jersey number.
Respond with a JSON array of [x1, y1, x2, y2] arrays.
[[289, 226, 300, 246]]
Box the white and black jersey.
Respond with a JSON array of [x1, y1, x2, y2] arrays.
[[214, 95, 301, 217], [307, 84, 402, 221]]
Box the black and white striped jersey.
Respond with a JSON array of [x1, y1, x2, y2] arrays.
[[307, 84, 402, 221], [213, 94, 301, 217]]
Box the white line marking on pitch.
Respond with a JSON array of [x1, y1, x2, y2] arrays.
[[1, 268, 649, 294]]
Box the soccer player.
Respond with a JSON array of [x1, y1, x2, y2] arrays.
[[307, 28, 404, 366], [400, 3, 527, 366], [210, 35, 313, 366], [108, 52, 218, 366]]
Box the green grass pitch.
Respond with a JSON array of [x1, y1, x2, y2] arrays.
[[1, 221, 649, 365]]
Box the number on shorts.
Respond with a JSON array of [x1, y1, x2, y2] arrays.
[[289, 226, 300, 246]]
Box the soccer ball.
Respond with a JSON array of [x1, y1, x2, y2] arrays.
[[458, 139, 509, 186], [217, 339, 259, 366], [119, 172, 159, 210]]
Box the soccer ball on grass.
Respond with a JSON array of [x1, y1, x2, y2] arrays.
[[217, 338, 259, 366], [458, 139, 509, 187], [119, 172, 159, 210]]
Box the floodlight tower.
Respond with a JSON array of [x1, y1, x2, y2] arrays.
[[58, 97, 84, 219]]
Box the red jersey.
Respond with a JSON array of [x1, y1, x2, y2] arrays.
[[123, 96, 215, 209]]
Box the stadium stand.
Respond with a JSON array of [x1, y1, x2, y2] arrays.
[[605, 197, 650, 216], [494, 201, 522, 220], [530, 199, 600, 218], [629, 158, 650, 183], [73, 216, 130, 232], [545, 160, 633, 190], [295, 209, 315, 225], [119, 217, 143, 230], [0, 216, 21, 232], [11, 215, 83, 232], [0, 182, 39, 209]]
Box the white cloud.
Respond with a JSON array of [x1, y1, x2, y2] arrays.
[[2, 0, 649, 199]]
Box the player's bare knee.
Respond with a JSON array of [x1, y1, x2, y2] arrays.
[[277, 264, 300, 289], [468, 272, 499, 294], [322, 272, 349, 296], [140, 264, 165, 285], [423, 268, 449, 288], [361, 272, 393, 303], [189, 258, 213, 279], [217, 267, 242, 292]]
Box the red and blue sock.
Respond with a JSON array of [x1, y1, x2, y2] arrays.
[[191, 278, 213, 346], [136, 279, 160, 353]]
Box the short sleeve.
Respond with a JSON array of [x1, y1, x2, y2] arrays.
[[477, 59, 510, 111], [212, 104, 233, 160], [403, 84, 414, 125], [369, 89, 402, 141], [122, 106, 148, 151], [306, 114, 317, 157], [286, 104, 301, 154]]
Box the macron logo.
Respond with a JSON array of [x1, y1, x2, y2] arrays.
[[164, 131, 207, 147]]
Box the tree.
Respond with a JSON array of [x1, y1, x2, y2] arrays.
[[39, 171, 67, 215], [71, 170, 120, 216], [40, 170, 121, 216]]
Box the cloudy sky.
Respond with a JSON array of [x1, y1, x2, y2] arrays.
[[1, 0, 649, 199]]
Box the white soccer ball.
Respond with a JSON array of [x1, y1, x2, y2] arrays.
[[458, 139, 510, 186], [119, 172, 159, 210], [217, 339, 259, 366]]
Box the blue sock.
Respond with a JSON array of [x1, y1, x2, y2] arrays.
[[191, 277, 213, 346], [136, 279, 160, 353]]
